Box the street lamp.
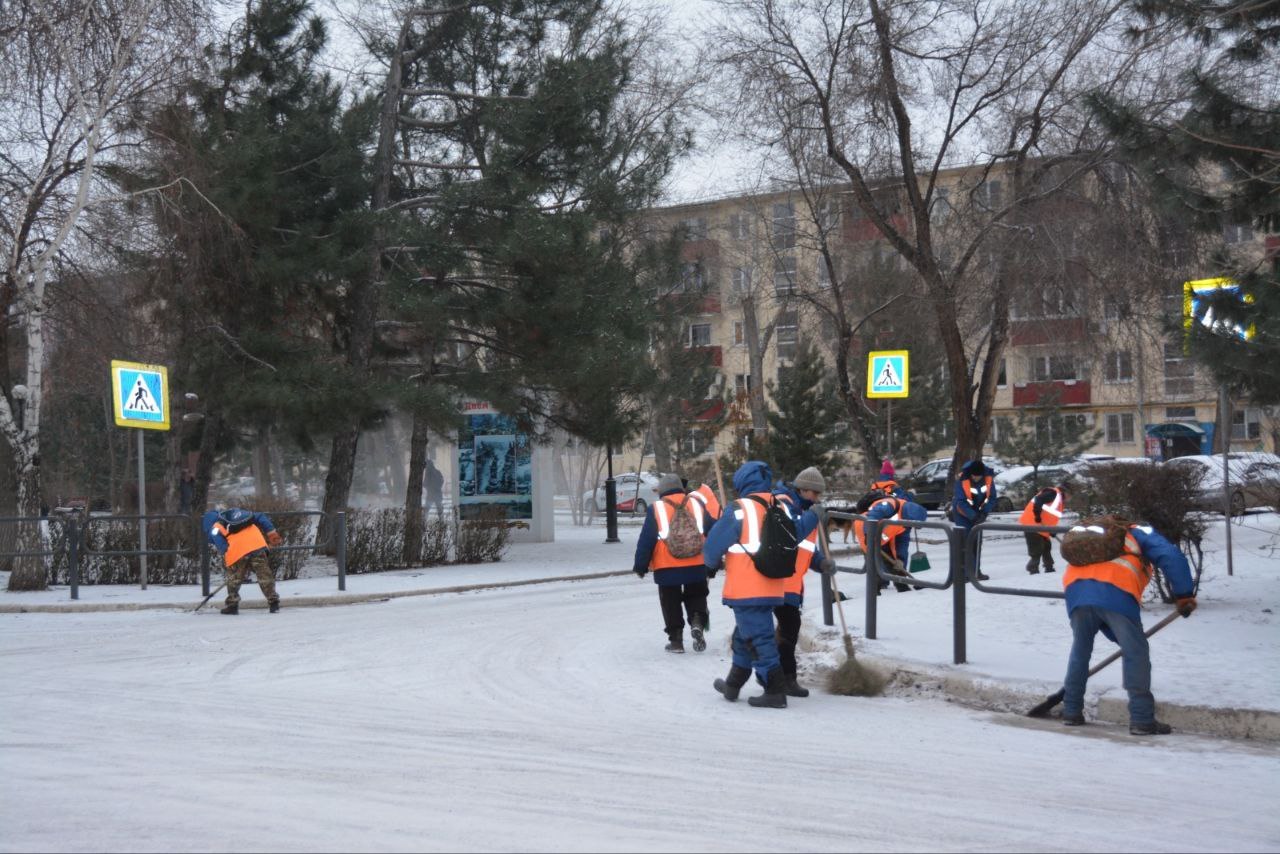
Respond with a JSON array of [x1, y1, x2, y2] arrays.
[[604, 439, 619, 544]]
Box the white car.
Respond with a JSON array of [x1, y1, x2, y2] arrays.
[[581, 472, 670, 515], [1165, 452, 1280, 515]]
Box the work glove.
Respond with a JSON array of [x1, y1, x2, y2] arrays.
[[266, 530, 283, 547], [1176, 596, 1197, 618], [633, 568, 647, 579], [819, 557, 836, 575], [706, 566, 719, 579]]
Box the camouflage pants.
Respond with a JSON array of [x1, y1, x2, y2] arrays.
[[225, 550, 277, 607]]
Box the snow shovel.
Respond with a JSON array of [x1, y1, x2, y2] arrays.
[[1026, 609, 1182, 717], [193, 582, 225, 613]]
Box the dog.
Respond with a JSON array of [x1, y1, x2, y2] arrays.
[[823, 502, 859, 543]]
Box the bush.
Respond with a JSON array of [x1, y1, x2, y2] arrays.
[[1077, 461, 1208, 600], [54, 515, 202, 585], [454, 506, 512, 564], [345, 506, 513, 570], [345, 508, 408, 574]]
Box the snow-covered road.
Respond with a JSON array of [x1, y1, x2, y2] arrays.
[[2, 575, 1277, 852]]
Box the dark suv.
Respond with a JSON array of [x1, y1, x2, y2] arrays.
[[902, 458, 951, 509]]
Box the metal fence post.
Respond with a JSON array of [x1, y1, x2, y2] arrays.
[[336, 511, 347, 591], [200, 536, 211, 597], [68, 516, 80, 601], [864, 518, 878, 640], [951, 526, 965, 664]]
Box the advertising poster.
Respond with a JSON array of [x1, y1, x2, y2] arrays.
[[457, 402, 533, 520]]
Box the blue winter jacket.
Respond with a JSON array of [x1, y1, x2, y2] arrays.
[[951, 460, 998, 527], [865, 497, 929, 560], [703, 461, 786, 607], [773, 482, 827, 606], [632, 488, 714, 587], [201, 508, 276, 557], [1065, 524, 1195, 627]]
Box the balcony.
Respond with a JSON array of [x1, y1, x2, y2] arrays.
[[1012, 379, 1091, 407], [689, 345, 723, 367], [1010, 317, 1086, 346]]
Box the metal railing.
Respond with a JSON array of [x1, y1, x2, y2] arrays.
[[1, 510, 347, 601], [818, 507, 1073, 665]]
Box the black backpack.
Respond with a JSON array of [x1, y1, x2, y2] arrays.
[[745, 495, 799, 579]]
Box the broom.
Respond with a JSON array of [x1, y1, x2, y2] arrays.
[[816, 507, 887, 697]]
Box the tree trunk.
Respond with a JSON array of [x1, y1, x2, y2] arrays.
[[317, 16, 408, 548], [7, 463, 47, 591], [402, 410, 429, 565], [741, 294, 769, 441], [253, 424, 274, 501], [831, 338, 881, 475], [192, 410, 222, 514], [651, 421, 672, 472]]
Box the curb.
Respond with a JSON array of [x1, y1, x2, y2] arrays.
[[847, 655, 1280, 743], [0, 570, 633, 614]]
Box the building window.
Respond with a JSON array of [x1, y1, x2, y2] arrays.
[[1035, 413, 1088, 443], [932, 187, 953, 224], [1232, 408, 1262, 440], [1105, 412, 1135, 444], [732, 321, 745, 346], [1102, 296, 1123, 324], [776, 310, 799, 362], [1166, 406, 1196, 420], [728, 213, 751, 241], [684, 427, 711, 456], [997, 358, 1007, 388], [688, 323, 712, 347], [816, 257, 833, 289], [731, 267, 751, 295], [679, 216, 708, 241], [772, 202, 795, 250], [734, 374, 753, 395], [673, 262, 706, 293], [976, 179, 1002, 211], [774, 256, 796, 296], [1031, 354, 1077, 382], [817, 201, 840, 233], [1222, 221, 1254, 245], [1103, 350, 1133, 383], [1163, 342, 1195, 396]]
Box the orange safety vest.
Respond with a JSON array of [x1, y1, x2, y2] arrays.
[[1019, 488, 1066, 539], [214, 520, 268, 567], [854, 497, 907, 559], [722, 493, 789, 603], [1063, 532, 1152, 603], [871, 479, 899, 495], [650, 494, 707, 570], [688, 484, 722, 520], [962, 475, 993, 506], [783, 526, 818, 597]]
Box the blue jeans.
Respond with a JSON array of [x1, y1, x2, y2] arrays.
[[1063, 606, 1154, 724], [729, 604, 780, 683]]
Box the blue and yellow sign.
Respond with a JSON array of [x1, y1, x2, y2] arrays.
[[1184, 277, 1253, 342], [111, 359, 170, 430], [867, 350, 909, 399]]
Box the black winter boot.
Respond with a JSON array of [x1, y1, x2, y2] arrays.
[[1130, 720, 1172, 735], [1043, 561, 1056, 574], [269, 600, 280, 613], [785, 677, 810, 698], [748, 668, 788, 708], [220, 603, 238, 615], [665, 638, 685, 653], [1025, 559, 1040, 575], [714, 665, 751, 701], [690, 614, 708, 653]]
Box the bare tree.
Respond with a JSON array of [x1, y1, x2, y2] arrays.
[[713, 0, 1181, 480], [0, 0, 196, 589]]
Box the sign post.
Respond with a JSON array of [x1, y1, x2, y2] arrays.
[[867, 350, 910, 460], [1184, 277, 1249, 577], [110, 360, 170, 589]]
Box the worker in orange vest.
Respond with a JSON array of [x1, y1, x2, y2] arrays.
[[1060, 520, 1196, 734], [703, 461, 792, 709], [203, 508, 283, 614], [1019, 482, 1071, 574], [633, 474, 716, 653]]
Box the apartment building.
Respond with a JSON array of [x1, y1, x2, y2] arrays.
[[643, 167, 1277, 466]]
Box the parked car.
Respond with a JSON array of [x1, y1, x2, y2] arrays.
[[902, 456, 1012, 510], [1164, 452, 1280, 515], [581, 472, 670, 515]]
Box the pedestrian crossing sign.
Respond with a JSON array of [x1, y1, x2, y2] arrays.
[[111, 359, 170, 430], [867, 350, 909, 399]]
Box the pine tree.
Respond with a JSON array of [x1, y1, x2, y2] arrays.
[[993, 395, 1101, 493], [1092, 1, 1279, 402], [756, 340, 846, 483]]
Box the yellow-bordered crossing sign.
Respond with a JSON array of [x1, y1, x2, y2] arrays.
[[111, 359, 170, 430], [867, 350, 909, 399]]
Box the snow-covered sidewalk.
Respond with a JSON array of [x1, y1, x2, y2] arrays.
[[3, 512, 1278, 737]]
